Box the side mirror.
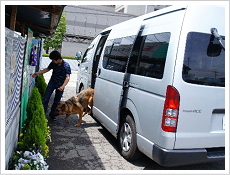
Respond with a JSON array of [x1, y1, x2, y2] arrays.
[[207, 43, 222, 57], [76, 51, 82, 59], [207, 34, 222, 57]]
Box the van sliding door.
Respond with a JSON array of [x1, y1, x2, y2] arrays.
[[93, 18, 144, 137]]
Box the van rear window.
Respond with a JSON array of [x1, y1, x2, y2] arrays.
[[183, 32, 225, 87]]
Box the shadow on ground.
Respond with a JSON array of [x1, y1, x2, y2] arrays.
[[97, 125, 225, 170], [46, 113, 105, 170]]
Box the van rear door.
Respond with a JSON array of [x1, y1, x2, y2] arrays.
[[173, 5, 225, 149]]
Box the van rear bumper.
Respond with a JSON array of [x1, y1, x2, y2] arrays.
[[152, 144, 225, 167]]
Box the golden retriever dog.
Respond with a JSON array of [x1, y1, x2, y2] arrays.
[[55, 88, 94, 126]]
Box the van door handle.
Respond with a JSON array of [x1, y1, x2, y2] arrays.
[[123, 81, 129, 88], [85, 67, 88, 72], [123, 81, 138, 88]]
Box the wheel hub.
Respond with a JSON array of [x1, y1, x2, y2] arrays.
[[120, 123, 132, 152]]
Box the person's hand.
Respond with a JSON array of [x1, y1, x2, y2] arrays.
[[58, 86, 64, 91], [32, 72, 38, 78]]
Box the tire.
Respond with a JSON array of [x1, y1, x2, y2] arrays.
[[118, 114, 142, 161]]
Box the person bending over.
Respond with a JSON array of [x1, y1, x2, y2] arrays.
[[32, 50, 71, 120]]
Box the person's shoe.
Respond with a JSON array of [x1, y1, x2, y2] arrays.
[[49, 116, 56, 121]]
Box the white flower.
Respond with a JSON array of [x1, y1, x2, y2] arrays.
[[36, 164, 40, 170], [42, 164, 49, 170], [35, 152, 44, 162], [23, 151, 31, 157], [17, 158, 23, 163], [13, 150, 49, 170], [18, 158, 30, 164], [33, 160, 38, 165], [14, 164, 21, 170]]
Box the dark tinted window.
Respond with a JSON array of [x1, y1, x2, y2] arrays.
[[127, 36, 144, 74], [128, 32, 170, 79], [183, 32, 225, 87], [103, 36, 135, 72], [103, 39, 113, 68]]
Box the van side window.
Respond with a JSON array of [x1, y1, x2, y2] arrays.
[[81, 44, 94, 63], [183, 32, 225, 87], [81, 34, 102, 63], [103, 39, 114, 68], [103, 36, 136, 72], [128, 32, 170, 79], [128, 36, 145, 74]]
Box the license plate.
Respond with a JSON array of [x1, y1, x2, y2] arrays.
[[222, 115, 225, 130]]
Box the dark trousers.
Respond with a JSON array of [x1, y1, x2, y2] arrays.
[[43, 81, 64, 117]]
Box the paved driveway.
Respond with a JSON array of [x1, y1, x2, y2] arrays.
[[44, 71, 225, 171]]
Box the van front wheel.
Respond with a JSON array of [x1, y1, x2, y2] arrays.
[[118, 114, 142, 160]]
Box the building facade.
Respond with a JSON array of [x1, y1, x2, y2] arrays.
[[115, 5, 170, 16], [61, 5, 170, 57], [61, 5, 136, 57]]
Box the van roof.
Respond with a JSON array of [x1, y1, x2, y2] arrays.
[[100, 5, 188, 33]]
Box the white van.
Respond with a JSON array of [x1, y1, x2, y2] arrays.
[[76, 5, 225, 167]]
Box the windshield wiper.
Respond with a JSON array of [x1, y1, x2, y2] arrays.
[[211, 28, 225, 51]]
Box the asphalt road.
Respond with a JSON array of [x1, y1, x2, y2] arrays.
[[44, 70, 225, 171]]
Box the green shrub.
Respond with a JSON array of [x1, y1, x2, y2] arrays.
[[42, 53, 81, 60], [26, 87, 42, 121], [22, 107, 48, 157], [9, 86, 51, 169], [42, 53, 49, 57], [20, 87, 49, 157], [35, 74, 47, 99]]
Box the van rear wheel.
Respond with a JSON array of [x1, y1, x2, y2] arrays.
[[118, 114, 142, 160]]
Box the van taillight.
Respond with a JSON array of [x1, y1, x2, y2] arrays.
[[161, 86, 180, 132]]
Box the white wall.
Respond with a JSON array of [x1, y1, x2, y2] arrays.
[[40, 57, 80, 71], [61, 41, 88, 58]]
